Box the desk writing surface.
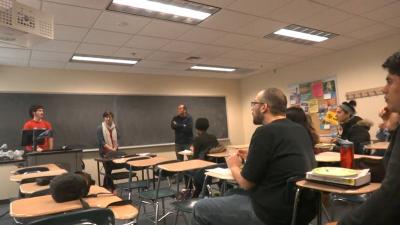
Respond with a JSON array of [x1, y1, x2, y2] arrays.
[[112, 155, 151, 164], [315, 152, 383, 163], [205, 169, 234, 180], [11, 164, 61, 174], [10, 169, 67, 182], [296, 180, 381, 195], [10, 185, 120, 218], [19, 182, 49, 194], [109, 204, 138, 220], [364, 141, 389, 150], [126, 156, 171, 167], [207, 150, 231, 158], [157, 159, 215, 172]]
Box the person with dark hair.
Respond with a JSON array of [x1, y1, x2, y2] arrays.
[[171, 104, 193, 161], [190, 117, 219, 197], [193, 88, 317, 225], [97, 111, 121, 192], [22, 104, 54, 151], [336, 100, 372, 154], [286, 106, 319, 146], [326, 52, 400, 225]]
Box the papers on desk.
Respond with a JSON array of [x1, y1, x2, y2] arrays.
[[206, 167, 233, 178], [178, 150, 193, 155], [306, 167, 371, 187]]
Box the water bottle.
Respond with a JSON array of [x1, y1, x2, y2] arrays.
[[340, 140, 354, 168]]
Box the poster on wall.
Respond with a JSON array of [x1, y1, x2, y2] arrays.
[[288, 77, 338, 133]]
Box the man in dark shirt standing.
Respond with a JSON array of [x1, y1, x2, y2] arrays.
[[326, 51, 400, 225], [171, 104, 193, 161], [192, 88, 316, 225]]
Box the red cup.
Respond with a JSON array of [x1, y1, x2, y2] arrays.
[[340, 143, 354, 168]]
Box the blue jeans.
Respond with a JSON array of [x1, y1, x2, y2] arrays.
[[192, 193, 264, 225]]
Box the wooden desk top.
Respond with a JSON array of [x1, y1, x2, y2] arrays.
[[227, 144, 249, 149], [109, 204, 138, 220], [178, 150, 193, 156], [11, 164, 62, 174], [157, 159, 215, 172], [19, 182, 49, 194], [126, 156, 171, 167], [205, 169, 234, 181], [364, 142, 389, 150], [207, 150, 231, 158], [112, 155, 153, 164], [10, 185, 136, 220], [315, 152, 382, 163], [296, 180, 381, 195], [10, 169, 67, 182]]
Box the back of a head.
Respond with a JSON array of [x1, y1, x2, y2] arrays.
[[382, 51, 400, 75], [286, 107, 308, 127], [50, 173, 91, 203], [195, 118, 209, 131], [340, 100, 357, 115], [261, 88, 287, 115]]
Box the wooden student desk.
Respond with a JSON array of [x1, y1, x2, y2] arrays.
[[19, 182, 49, 195], [364, 141, 389, 150], [294, 180, 381, 225], [157, 159, 215, 173], [10, 167, 67, 182], [315, 152, 383, 163], [10, 164, 62, 175], [10, 185, 138, 220]]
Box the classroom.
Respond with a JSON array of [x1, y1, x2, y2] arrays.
[[1, 0, 400, 225]]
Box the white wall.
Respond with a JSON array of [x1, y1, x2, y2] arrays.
[[240, 34, 400, 143]]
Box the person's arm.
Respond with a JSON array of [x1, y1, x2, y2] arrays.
[[182, 116, 193, 133], [227, 153, 255, 190], [97, 126, 114, 152], [171, 117, 181, 130]]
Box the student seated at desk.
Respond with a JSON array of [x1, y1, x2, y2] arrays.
[[22, 104, 54, 152], [192, 88, 317, 225], [191, 117, 219, 198], [331, 51, 400, 225], [376, 107, 399, 142], [287, 106, 319, 148]]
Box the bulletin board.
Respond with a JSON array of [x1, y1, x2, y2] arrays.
[[288, 77, 338, 135]]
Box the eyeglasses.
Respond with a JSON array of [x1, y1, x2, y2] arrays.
[[250, 101, 265, 107]]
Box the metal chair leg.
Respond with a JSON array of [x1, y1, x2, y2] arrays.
[[290, 187, 301, 225]]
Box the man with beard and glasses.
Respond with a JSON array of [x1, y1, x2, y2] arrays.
[[327, 51, 400, 225], [192, 88, 317, 225]]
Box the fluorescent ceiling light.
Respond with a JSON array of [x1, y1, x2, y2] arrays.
[[113, 0, 211, 20], [71, 55, 138, 65], [274, 28, 328, 42], [190, 65, 236, 72]]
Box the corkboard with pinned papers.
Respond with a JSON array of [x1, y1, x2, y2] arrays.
[[288, 77, 338, 135]]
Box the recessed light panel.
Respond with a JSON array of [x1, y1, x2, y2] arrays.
[[189, 65, 236, 72], [108, 0, 220, 25], [265, 24, 338, 45], [70, 54, 139, 66]]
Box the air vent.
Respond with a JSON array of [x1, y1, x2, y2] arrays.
[[265, 24, 337, 45]]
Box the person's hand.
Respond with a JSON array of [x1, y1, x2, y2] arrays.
[[379, 107, 390, 120], [226, 153, 242, 169], [237, 149, 248, 160], [378, 122, 385, 129]]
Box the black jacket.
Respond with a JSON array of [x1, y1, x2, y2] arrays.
[[339, 127, 400, 225], [340, 116, 372, 154], [171, 114, 193, 144]]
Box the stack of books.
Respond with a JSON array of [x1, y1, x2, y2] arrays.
[[306, 167, 371, 187]]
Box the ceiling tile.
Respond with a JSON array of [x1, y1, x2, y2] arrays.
[[327, 17, 377, 34], [124, 36, 170, 50], [127, 67, 181, 76], [17, 0, 42, 9], [42, 1, 101, 27], [385, 17, 400, 28], [93, 11, 152, 34], [336, 0, 396, 15], [147, 51, 187, 62], [113, 47, 154, 59], [45, 0, 110, 9], [139, 20, 192, 39], [235, 18, 287, 38], [178, 27, 227, 44], [227, 0, 292, 18], [363, 2, 400, 22], [32, 40, 80, 53], [267, 42, 303, 54], [0, 47, 30, 59], [29, 60, 66, 69], [347, 23, 397, 40], [83, 29, 132, 46], [189, 45, 231, 59], [212, 33, 257, 48], [0, 42, 25, 49], [315, 36, 364, 50], [309, 0, 345, 7], [199, 9, 257, 33], [31, 50, 72, 62], [267, 0, 327, 23], [242, 38, 284, 52], [299, 8, 352, 30], [189, 0, 236, 8], [161, 41, 203, 54], [207, 57, 271, 70], [54, 25, 88, 42], [288, 46, 333, 57], [76, 43, 120, 56], [0, 57, 29, 67]]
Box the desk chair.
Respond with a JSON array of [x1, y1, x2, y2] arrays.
[[26, 208, 115, 225], [289, 177, 318, 225], [138, 160, 178, 225], [171, 163, 226, 225]]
